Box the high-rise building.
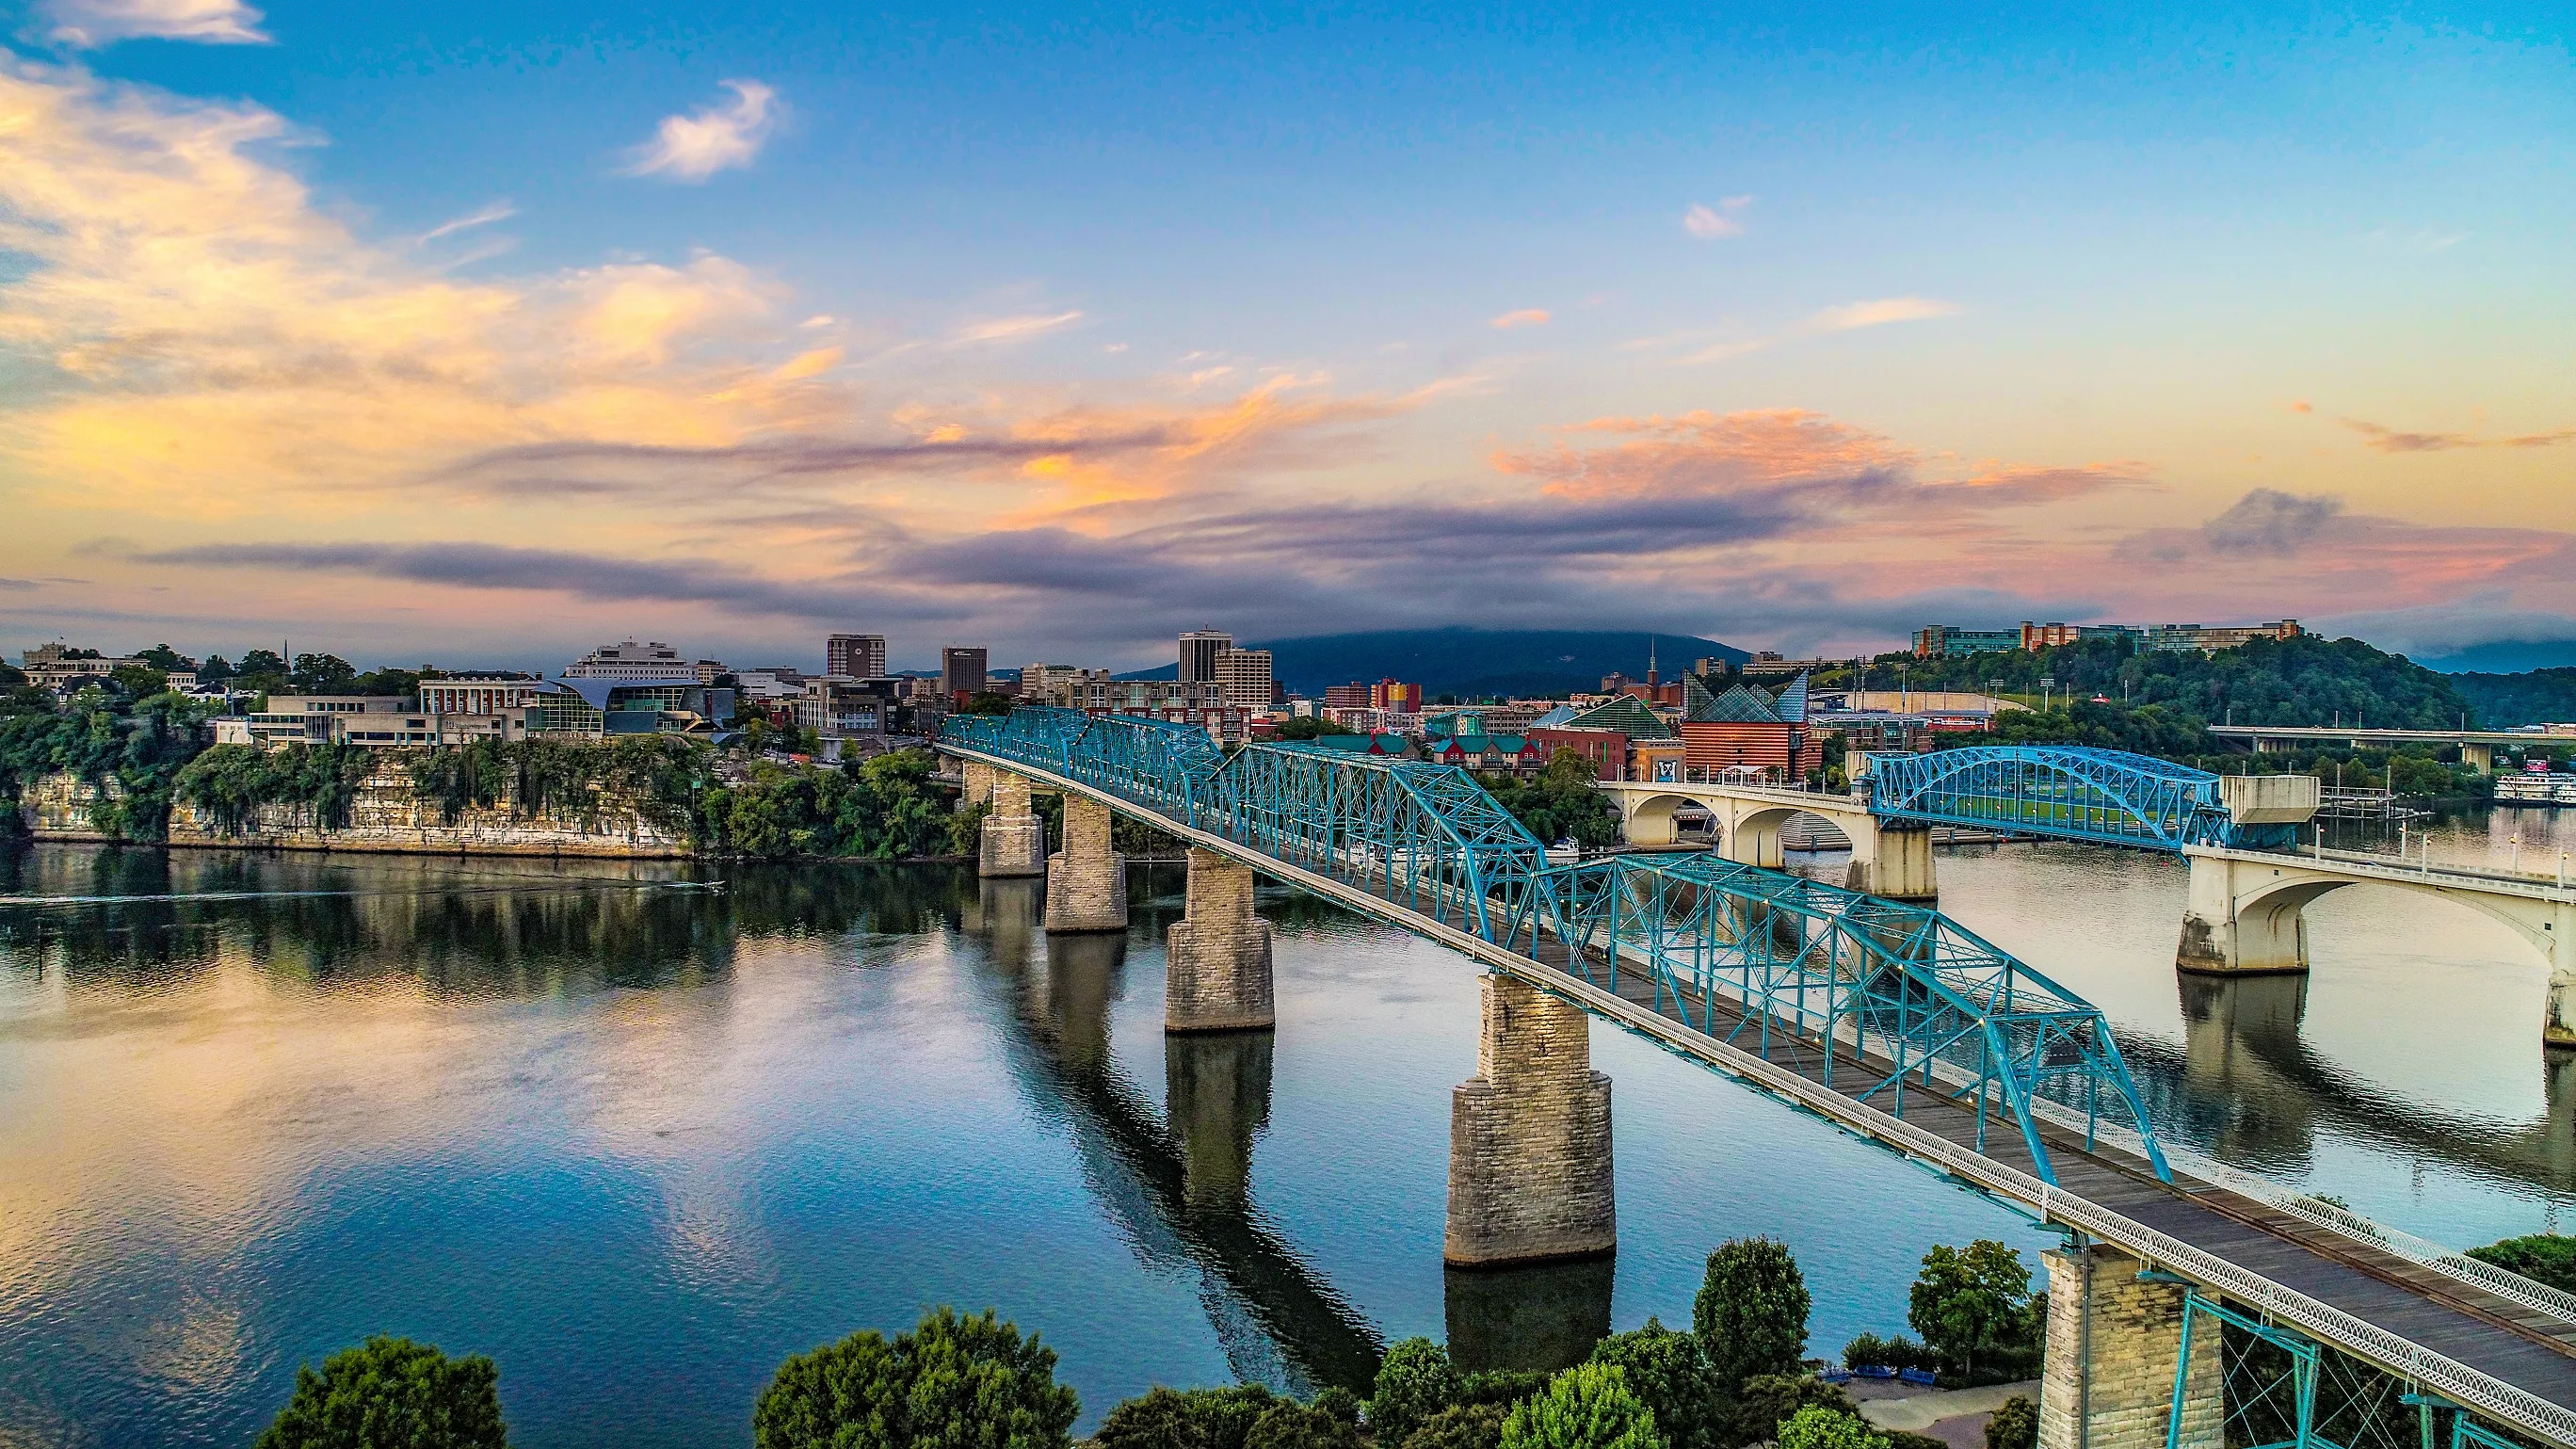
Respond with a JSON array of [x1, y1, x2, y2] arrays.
[[1212, 647, 1274, 711], [564, 639, 690, 679], [1178, 629, 1233, 684], [941, 647, 988, 700], [827, 633, 888, 680]]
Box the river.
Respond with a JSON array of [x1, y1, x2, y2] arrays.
[[2, 809, 2568, 1447]]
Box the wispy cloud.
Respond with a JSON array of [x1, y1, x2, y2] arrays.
[[1489, 308, 1551, 330], [622, 80, 779, 182], [2339, 417, 2576, 453], [1682, 196, 1753, 239], [949, 311, 1085, 346], [419, 201, 516, 244], [1809, 297, 1963, 331], [41, 0, 267, 46]]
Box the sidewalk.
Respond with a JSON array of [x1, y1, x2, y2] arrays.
[[1851, 1378, 2039, 1449]]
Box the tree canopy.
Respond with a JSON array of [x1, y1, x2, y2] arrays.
[[253, 1335, 509, 1449], [752, 1306, 1078, 1449], [1693, 1238, 1811, 1390], [1499, 1363, 1662, 1449], [1370, 1338, 1465, 1447], [1908, 1242, 2033, 1378], [1586, 1320, 1726, 1449], [2467, 1234, 2576, 1295]]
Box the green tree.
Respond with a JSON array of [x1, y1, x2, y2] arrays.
[[753, 1306, 1077, 1449], [1774, 1407, 1886, 1449], [109, 663, 169, 698], [1483, 748, 1619, 849], [1908, 1242, 2032, 1378], [1730, 1376, 1856, 1448], [1984, 1397, 2037, 1449], [2467, 1234, 2576, 1295], [963, 691, 1016, 716], [1500, 1363, 1662, 1449], [1586, 1319, 1727, 1449], [252, 1334, 509, 1449], [1247, 1400, 1365, 1449], [1272, 716, 1359, 740], [1403, 1404, 1511, 1449], [291, 652, 360, 694], [1095, 1386, 1280, 1449], [1694, 1238, 1811, 1390], [136, 643, 196, 672], [1372, 1338, 1464, 1446]]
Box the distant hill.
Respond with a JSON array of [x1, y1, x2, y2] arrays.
[[2455, 668, 2576, 728], [1119, 628, 1747, 699]]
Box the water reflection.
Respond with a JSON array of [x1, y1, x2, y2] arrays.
[[1443, 1259, 1616, 1375], [962, 876, 1386, 1395]]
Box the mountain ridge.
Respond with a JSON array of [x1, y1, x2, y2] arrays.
[[1116, 627, 1748, 698]]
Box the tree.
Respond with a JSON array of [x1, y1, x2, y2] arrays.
[[291, 652, 360, 694], [1775, 1407, 1886, 1449], [1586, 1319, 1726, 1449], [1499, 1363, 1662, 1449], [964, 691, 1016, 716], [1096, 1386, 1280, 1449], [1246, 1401, 1365, 1449], [1694, 1238, 1811, 1390], [1372, 1338, 1464, 1446], [2467, 1234, 2576, 1295], [136, 643, 196, 671], [1908, 1242, 2032, 1378], [1272, 716, 1358, 740], [252, 1334, 509, 1449], [1984, 1397, 2037, 1449], [1403, 1405, 1510, 1449], [1730, 1376, 1856, 1448], [109, 664, 169, 698], [752, 1306, 1078, 1449]]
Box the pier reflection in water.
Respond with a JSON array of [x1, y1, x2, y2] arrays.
[[4, 833, 2567, 1448]]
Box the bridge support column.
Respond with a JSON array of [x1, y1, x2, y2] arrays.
[[2177, 854, 2310, 974], [1845, 819, 1938, 901], [979, 771, 1047, 878], [2461, 741, 2495, 774], [1166, 847, 1275, 1031], [2549, 967, 2576, 1053], [1724, 814, 1784, 870], [1446, 974, 1614, 1267], [2038, 1244, 2221, 1449], [1044, 794, 1128, 932], [960, 758, 996, 809]]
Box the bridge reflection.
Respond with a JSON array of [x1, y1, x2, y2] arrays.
[[2120, 973, 2576, 1197]]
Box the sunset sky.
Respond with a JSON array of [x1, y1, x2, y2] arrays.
[[0, 1, 2569, 672]]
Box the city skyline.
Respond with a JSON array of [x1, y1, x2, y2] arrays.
[[0, 4, 2570, 671]]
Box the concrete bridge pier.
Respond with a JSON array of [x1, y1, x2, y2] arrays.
[[2177, 852, 2315, 975], [1446, 974, 1615, 1267], [1166, 847, 1276, 1031], [1844, 819, 1938, 902], [960, 758, 997, 809], [1044, 794, 1129, 932], [2549, 969, 2576, 1053], [2038, 1243, 2221, 1449], [979, 771, 1048, 878]]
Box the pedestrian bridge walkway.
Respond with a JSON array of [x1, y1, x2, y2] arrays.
[[942, 707, 2576, 1449]]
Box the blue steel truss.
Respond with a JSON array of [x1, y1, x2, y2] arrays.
[[943, 709, 2170, 1185], [1863, 745, 2298, 851]]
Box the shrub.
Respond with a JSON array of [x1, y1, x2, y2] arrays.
[[1500, 1363, 1663, 1449], [1731, 1376, 1856, 1447], [752, 1306, 1077, 1449], [1312, 1388, 1364, 1426], [1372, 1338, 1465, 1445], [1775, 1407, 1887, 1449], [1404, 1404, 1511, 1449], [1247, 1400, 1365, 1449], [2466, 1234, 2576, 1295], [1587, 1319, 1727, 1449], [1908, 1242, 2033, 1380], [1694, 1239, 1811, 1390], [253, 1334, 508, 1449], [1986, 1397, 2038, 1449], [1096, 1387, 1284, 1449], [1839, 1335, 1937, 1373], [1458, 1370, 1554, 1408]]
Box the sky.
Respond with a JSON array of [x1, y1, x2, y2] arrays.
[[0, 1, 2569, 674]]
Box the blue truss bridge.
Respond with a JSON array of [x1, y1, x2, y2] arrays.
[[942, 708, 2576, 1449], [1860, 745, 2307, 852]]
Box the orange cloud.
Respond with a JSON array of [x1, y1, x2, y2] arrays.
[[2339, 417, 2576, 453], [1489, 308, 1552, 330]]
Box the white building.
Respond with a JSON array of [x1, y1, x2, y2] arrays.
[[1212, 647, 1275, 712], [419, 677, 552, 715], [565, 639, 688, 680]]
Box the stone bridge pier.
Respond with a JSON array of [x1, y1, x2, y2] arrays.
[[1044, 794, 1129, 932], [1446, 974, 1615, 1267], [978, 771, 1047, 878], [1166, 847, 1276, 1031], [960, 758, 997, 809], [2037, 1243, 2222, 1449]]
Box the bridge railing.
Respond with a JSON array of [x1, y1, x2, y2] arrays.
[[943, 709, 2171, 1186]]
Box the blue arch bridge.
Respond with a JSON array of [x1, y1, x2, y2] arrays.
[[942, 708, 2576, 1449]]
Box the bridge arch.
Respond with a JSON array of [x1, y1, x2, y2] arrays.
[[2228, 871, 2560, 974], [1615, 792, 1701, 849], [1866, 745, 2284, 850]]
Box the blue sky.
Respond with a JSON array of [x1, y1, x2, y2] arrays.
[[1, 0, 2569, 671]]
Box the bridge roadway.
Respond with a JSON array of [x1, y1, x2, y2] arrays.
[[944, 738, 2576, 1448]]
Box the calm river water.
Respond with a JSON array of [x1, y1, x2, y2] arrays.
[[4, 805, 2571, 1447]]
